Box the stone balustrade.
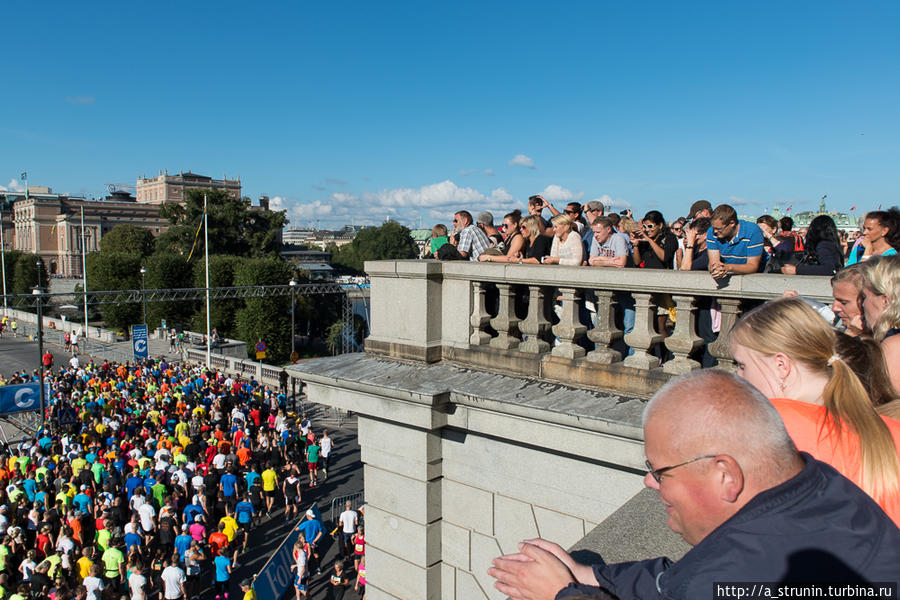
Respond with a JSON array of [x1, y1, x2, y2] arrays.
[[364, 260, 834, 397]]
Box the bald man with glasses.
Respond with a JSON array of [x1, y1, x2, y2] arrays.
[[490, 370, 900, 600]]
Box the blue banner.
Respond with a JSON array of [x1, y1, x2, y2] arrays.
[[255, 505, 324, 600], [0, 383, 45, 414], [132, 324, 149, 361]]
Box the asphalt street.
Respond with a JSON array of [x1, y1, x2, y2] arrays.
[[0, 331, 367, 600]]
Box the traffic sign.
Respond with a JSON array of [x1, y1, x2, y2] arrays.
[[132, 324, 149, 360], [255, 340, 266, 360], [57, 407, 78, 427], [0, 383, 46, 415]]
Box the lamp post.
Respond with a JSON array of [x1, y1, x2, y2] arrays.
[[140, 266, 147, 325], [34, 259, 45, 429], [289, 278, 297, 357]]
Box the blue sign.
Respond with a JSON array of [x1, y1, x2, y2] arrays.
[[132, 324, 149, 361], [57, 407, 78, 427], [254, 505, 324, 600], [0, 383, 45, 415]]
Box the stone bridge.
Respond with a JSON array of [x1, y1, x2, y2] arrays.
[[289, 260, 833, 600]]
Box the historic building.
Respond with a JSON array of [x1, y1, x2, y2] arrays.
[[136, 170, 241, 203], [4, 187, 170, 276]]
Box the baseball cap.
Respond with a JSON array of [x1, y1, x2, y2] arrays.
[[305, 509, 315, 517]]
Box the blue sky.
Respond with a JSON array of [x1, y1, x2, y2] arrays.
[[2, 1, 898, 229]]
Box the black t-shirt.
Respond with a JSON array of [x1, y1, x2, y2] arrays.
[[526, 235, 552, 261], [158, 515, 176, 544], [638, 232, 678, 269], [690, 248, 709, 271]]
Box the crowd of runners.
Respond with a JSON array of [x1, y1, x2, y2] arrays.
[[0, 353, 365, 600]]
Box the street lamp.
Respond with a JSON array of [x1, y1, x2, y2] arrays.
[[140, 266, 147, 325], [289, 278, 297, 357], [34, 258, 45, 429]]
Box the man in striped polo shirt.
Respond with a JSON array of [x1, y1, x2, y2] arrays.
[[706, 204, 766, 279]]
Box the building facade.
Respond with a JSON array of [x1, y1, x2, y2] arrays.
[[5, 188, 170, 276], [136, 170, 241, 203]]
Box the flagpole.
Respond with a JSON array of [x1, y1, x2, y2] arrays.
[[0, 202, 7, 317], [81, 207, 89, 347], [204, 194, 211, 369]]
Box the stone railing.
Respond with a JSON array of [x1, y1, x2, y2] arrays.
[[363, 260, 834, 397]]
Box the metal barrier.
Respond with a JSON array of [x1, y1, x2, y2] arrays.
[[330, 490, 364, 525]]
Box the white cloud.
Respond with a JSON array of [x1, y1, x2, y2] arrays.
[[728, 195, 762, 206], [459, 168, 477, 176], [540, 184, 584, 203], [483, 168, 495, 176], [371, 180, 488, 209], [594, 194, 631, 210], [508, 154, 536, 169], [3, 179, 24, 192], [268, 196, 286, 210]]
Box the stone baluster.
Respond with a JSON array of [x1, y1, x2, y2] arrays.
[[707, 298, 742, 371], [519, 285, 551, 354], [489, 283, 521, 349], [622, 292, 663, 369], [586, 289, 623, 364], [662, 294, 702, 374], [469, 281, 492, 346], [551, 288, 587, 359]]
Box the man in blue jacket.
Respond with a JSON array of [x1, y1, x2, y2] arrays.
[[489, 370, 900, 600]]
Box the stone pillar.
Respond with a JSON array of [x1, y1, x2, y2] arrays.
[[622, 292, 663, 369], [519, 285, 551, 354], [707, 298, 742, 371], [662, 294, 702, 374], [551, 288, 587, 359], [469, 282, 492, 346], [489, 283, 520, 350], [586, 290, 623, 364]]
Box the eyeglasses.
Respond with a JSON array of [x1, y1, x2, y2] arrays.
[[645, 455, 716, 483], [564, 209, 578, 215], [671, 227, 682, 232]]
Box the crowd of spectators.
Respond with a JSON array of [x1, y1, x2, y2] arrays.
[[0, 356, 363, 600]]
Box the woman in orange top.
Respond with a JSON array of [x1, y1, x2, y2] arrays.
[[730, 296, 900, 525]]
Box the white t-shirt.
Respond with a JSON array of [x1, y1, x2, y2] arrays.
[[339, 509, 358, 533], [69, 356, 80, 369], [211, 453, 227, 470], [161, 565, 186, 599], [320, 436, 332, 457], [138, 502, 156, 531], [84, 575, 104, 600], [129, 572, 148, 600]]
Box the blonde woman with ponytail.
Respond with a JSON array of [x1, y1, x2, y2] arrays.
[[730, 296, 900, 525]]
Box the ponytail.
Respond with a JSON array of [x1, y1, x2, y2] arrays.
[[821, 358, 900, 501]]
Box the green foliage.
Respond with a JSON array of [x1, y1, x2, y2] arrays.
[[324, 321, 344, 355], [86, 251, 142, 331], [0, 250, 24, 299], [156, 189, 287, 258], [145, 253, 194, 330], [190, 255, 243, 335], [99, 225, 155, 257], [233, 257, 293, 363], [12, 252, 49, 297], [330, 221, 418, 273]]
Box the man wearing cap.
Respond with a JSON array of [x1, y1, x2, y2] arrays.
[[296, 509, 324, 575], [581, 201, 605, 246], [240, 577, 257, 600], [453, 210, 491, 261], [476, 212, 504, 249]]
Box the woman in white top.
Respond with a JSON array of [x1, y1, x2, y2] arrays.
[[542, 214, 583, 266]]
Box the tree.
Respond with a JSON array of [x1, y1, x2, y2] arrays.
[[232, 257, 293, 364], [330, 221, 418, 273], [190, 255, 243, 335], [86, 251, 142, 331], [156, 189, 287, 258], [99, 225, 155, 256], [145, 253, 194, 330], [1, 250, 25, 298], [11, 253, 48, 310]]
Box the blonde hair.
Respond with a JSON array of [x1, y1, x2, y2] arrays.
[[520, 215, 542, 240], [619, 216, 638, 235], [860, 255, 900, 340], [731, 296, 900, 502], [431, 224, 448, 238], [550, 213, 574, 230]]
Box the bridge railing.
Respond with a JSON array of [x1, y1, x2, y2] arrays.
[[362, 260, 834, 396]]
